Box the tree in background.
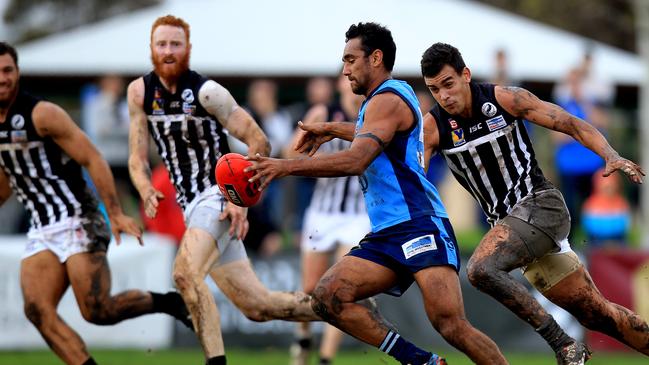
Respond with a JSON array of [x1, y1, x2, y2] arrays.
[[477, 0, 636, 52], [3, 0, 161, 43]]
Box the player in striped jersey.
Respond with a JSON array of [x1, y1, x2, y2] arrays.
[[0, 42, 192, 365], [420, 43, 648, 364], [286, 74, 370, 365], [249, 22, 507, 365], [127, 16, 322, 365]]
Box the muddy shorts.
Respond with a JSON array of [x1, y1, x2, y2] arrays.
[[496, 188, 582, 293]]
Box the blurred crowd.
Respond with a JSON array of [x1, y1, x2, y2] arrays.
[[0, 46, 640, 254]]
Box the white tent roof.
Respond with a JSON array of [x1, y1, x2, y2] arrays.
[[16, 0, 645, 84]]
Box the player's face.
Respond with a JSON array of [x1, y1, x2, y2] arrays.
[[0, 53, 19, 108], [342, 38, 371, 96], [150, 25, 191, 81], [424, 65, 472, 117]]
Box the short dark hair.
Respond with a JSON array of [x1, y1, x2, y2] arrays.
[[0, 42, 18, 67], [420, 43, 465, 78], [345, 22, 396, 72]]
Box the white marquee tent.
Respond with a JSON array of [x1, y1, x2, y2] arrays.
[[15, 0, 645, 84]]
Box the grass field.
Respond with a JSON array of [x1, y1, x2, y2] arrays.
[[0, 348, 646, 365]]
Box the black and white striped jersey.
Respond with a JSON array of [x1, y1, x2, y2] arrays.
[[430, 82, 553, 226], [143, 70, 230, 210], [0, 91, 98, 228], [307, 104, 365, 215]]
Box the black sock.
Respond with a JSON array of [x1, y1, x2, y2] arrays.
[[150, 291, 182, 314], [82, 357, 98, 365], [319, 358, 331, 365], [536, 318, 574, 353], [206, 355, 226, 365], [379, 330, 432, 365]]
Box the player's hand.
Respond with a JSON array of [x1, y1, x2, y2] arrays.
[[245, 153, 289, 191], [294, 121, 334, 156], [143, 188, 165, 218], [603, 156, 645, 184], [219, 202, 249, 240], [109, 213, 144, 246]]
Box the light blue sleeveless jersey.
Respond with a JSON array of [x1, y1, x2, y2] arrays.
[[356, 79, 448, 232]]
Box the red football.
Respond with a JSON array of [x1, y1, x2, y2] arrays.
[[215, 153, 262, 207]]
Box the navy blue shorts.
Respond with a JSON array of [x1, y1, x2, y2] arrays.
[[347, 215, 460, 297]]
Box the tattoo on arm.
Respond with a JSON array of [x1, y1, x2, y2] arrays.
[[503, 86, 535, 117], [356, 133, 387, 150]]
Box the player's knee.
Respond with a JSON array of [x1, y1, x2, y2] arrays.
[[433, 316, 467, 344], [80, 303, 118, 325], [172, 266, 199, 298], [466, 257, 492, 289], [23, 301, 46, 328], [240, 306, 270, 322], [311, 284, 344, 324]]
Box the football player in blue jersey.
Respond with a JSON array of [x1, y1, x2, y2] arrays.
[[248, 22, 507, 365]]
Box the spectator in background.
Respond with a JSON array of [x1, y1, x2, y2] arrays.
[[490, 48, 510, 86], [306, 76, 335, 106], [82, 74, 138, 217], [240, 79, 293, 256], [582, 168, 631, 247], [82, 74, 130, 170], [552, 66, 610, 238], [285, 74, 369, 365], [290, 76, 336, 248]]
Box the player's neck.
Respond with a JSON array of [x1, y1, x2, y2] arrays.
[[365, 72, 392, 97], [158, 77, 178, 94], [0, 93, 17, 123]]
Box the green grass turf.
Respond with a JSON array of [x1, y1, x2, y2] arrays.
[[0, 348, 646, 365]]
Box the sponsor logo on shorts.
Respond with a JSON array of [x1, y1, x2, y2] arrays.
[[0, 131, 8, 139], [224, 184, 243, 205], [486, 115, 507, 131], [401, 234, 437, 259]]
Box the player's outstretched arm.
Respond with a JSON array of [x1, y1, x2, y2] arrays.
[[247, 93, 408, 190], [33, 101, 143, 244], [199, 80, 270, 156], [127, 78, 164, 218], [496, 85, 645, 184], [0, 168, 12, 206]]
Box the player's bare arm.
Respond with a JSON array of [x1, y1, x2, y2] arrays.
[[0, 168, 12, 206], [247, 93, 411, 190], [33, 101, 142, 244], [496, 85, 644, 184], [199, 80, 270, 157], [198, 80, 266, 239], [294, 120, 356, 156], [422, 112, 441, 173], [127, 77, 164, 219]]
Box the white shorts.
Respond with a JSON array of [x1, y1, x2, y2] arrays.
[[301, 208, 371, 253], [23, 213, 110, 263], [184, 185, 248, 267]]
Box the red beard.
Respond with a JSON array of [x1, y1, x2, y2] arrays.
[[151, 51, 190, 82]]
